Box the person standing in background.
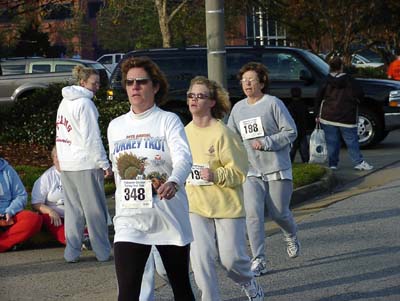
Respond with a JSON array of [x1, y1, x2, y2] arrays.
[[387, 53, 400, 80], [185, 76, 264, 300], [56, 65, 112, 263], [315, 56, 373, 171], [228, 62, 300, 278]]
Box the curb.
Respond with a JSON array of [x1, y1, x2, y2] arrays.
[[291, 167, 337, 207]]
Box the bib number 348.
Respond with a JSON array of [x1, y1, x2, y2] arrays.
[[120, 180, 153, 208]]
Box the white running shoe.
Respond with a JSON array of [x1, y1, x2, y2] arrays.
[[242, 279, 265, 300], [251, 257, 268, 277], [354, 161, 373, 171], [285, 235, 301, 258]]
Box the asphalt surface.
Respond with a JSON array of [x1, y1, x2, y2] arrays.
[[1, 135, 400, 300]]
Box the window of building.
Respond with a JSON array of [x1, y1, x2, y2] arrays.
[[43, 3, 72, 20], [88, 1, 103, 19], [246, 7, 286, 46], [0, 8, 12, 23]]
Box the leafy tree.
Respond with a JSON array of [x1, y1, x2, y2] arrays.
[[14, 20, 50, 57]]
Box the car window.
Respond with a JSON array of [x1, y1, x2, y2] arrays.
[[1, 64, 25, 75], [116, 55, 123, 62], [98, 55, 112, 64], [227, 52, 259, 80], [263, 53, 309, 81], [32, 64, 51, 73], [55, 64, 76, 72]]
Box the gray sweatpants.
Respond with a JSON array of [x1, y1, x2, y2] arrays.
[[189, 213, 253, 301], [244, 176, 297, 261], [61, 169, 111, 262]]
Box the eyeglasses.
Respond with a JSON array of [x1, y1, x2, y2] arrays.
[[240, 78, 259, 84], [126, 77, 151, 86], [187, 92, 209, 100]]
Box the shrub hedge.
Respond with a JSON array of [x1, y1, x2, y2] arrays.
[[0, 83, 130, 149]]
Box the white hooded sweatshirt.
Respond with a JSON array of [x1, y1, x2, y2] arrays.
[[56, 85, 110, 171]]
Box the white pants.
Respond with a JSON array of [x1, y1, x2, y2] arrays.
[[189, 213, 253, 301], [244, 176, 297, 260]]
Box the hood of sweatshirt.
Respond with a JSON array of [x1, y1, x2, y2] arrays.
[[0, 158, 8, 171], [61, 85, 93, 101], [327, 73, 349, 89]]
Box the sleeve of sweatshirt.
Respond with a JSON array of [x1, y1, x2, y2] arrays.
[[5, 167, 27, 216], [214, 129, 248, 188], [79, 99, 110, 170], [263, 98, 298, 151], [165, 114, 193, 188]]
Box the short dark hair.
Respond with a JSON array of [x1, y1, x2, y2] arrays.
[[121, 56, 169, 105], [237, 62, 269, 93], [329, 56, 343, 72]]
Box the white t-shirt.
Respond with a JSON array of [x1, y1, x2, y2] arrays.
[[31, 166, 65, 217], [107, 105, 193, 246]]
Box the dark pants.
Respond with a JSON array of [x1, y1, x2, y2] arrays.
[[290, 135, 310, 163], [114, 241, 195, 301]]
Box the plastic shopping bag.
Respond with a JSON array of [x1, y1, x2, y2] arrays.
[[308, 123, 328, 164]]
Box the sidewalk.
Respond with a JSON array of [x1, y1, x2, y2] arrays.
[[1, 155, 399, 300]]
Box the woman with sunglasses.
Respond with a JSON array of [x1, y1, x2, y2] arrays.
[[227, 62, 300, 277], [185, 76, 264, 300], [56, 65, 112, 263], [107, 56, 194, 301]]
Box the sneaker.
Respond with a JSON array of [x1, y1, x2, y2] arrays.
[[284, 235, 301, 258], [81, 234, 92, 251], [329, 166, 337, 170], [242, 279, 264, 300], [250, 257, 268, 277], [354, 161, 373, 171]]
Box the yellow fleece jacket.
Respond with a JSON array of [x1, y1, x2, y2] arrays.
[[184, 120, 248, 218]]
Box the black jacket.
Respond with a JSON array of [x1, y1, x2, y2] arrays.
[[315, 73, 364, 125]]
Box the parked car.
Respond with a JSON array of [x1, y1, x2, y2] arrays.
[[0, 58, 110, 106], [107, 46, 400, 148], [96, 53, 125, 73], [352, 54, 384, 68]]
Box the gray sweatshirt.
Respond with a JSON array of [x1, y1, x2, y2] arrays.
[[227, 94, 297, 175]]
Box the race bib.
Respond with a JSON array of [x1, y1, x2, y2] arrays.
[[120, 180, 153, 209], [239, 117, 265, 140], [186, 164, 214, 186]]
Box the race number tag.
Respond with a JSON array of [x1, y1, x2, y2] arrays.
[[120, 180, 153, 209], [239, 117, 265, 140], [186, 164, 213, 186]]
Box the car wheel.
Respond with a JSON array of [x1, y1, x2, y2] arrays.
[[358, 107, 384, 148]]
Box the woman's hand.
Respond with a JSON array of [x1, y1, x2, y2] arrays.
[[200, 168, 214, 182], [251, 139, 264, 150], [104, 167, 113, 178], [157, 181, 178, 200], [49, 210, 62, 227]]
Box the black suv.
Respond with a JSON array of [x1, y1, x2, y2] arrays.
[[108, 46, 400, 148]]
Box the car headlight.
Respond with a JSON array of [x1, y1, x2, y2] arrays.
[[107, 89, 114, 101], [389, 90, 400, 107]]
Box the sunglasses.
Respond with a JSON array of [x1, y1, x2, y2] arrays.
[[126, 77, 151, 86], [187, 92, 209, 100]]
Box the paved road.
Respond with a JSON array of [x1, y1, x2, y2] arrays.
[[154, 162, 400, 300], [0, 130, 399, 300]]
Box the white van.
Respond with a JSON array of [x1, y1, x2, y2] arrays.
[[96, 53, 124, 73]]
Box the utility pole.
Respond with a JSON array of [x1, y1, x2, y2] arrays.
[[205, 0, 227, 89]]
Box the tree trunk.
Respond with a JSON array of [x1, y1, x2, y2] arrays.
[[154, 0, 171, 48]]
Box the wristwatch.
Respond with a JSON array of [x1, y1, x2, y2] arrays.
[[170, 182, 179, 192]]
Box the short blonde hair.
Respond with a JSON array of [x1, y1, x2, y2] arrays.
[[72, 65, 99, 85], [188, 76, 231, 119]]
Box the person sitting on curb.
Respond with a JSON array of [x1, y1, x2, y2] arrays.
[[0, 157, 43, 252]]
